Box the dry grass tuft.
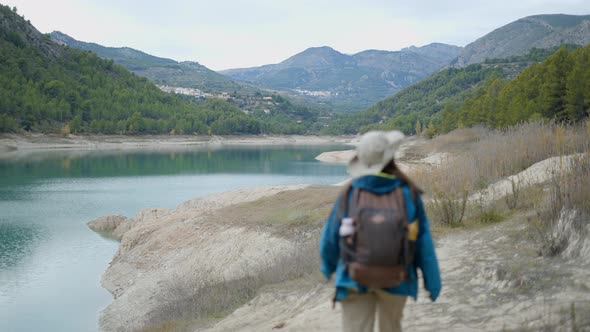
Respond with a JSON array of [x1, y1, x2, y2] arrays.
[[419, 121, 589, 227], [530, 154, 590, 256], [207, 185, 341, 237], [430, 126, 490, 153]]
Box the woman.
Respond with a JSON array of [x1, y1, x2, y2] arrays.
[[320, 130, 441, 332]]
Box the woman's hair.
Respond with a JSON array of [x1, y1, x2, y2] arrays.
[[382, 159, 423, 198]]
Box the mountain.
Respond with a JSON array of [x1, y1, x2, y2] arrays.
[[323, 64, 503, 134], [0, 5, 275, 135], [48, 31, 331, 131], [439, 45, 590, 133], [322, 45, 577, 135], [455, 14, 590, 66], [220, 44, 462, 111], [0, 6, 64, 59], [50, 31, 245, 92]]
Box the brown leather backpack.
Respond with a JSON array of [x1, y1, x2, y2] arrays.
[[337, 185, 415, 288]]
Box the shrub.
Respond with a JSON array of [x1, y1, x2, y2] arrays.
[[420, 121, 589, 227], [531, 154, 590, 256], [504, 176, 522, 210]]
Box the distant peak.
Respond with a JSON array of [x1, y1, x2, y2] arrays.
[[50, 31, 84, 45], [299, 46, 341, 54], [50, 31, 74, 39], [288, 46, 347, 59], [180, 60, 205, 67], [402, 42, 459, 50], [308, 46, 336, 50]]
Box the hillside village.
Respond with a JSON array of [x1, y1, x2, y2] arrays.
[[157, 86, 274, 113]]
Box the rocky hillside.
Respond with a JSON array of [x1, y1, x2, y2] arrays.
[[48, 31, 333, 133], [0, 6, 271, 135], [327, 44, 584, 135], [220, 44, 462, 111], [50, 31, 247, 93], [0, 6, 63, 59], [455, 14, 590, 66], [323, 63, 504, 134]]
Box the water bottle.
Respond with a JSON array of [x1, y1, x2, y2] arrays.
[[339, 217, 355, 237]]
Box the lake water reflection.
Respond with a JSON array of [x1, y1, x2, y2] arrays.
[[0, 144, 349, 332]]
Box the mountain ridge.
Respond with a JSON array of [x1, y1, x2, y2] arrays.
[[220, 43, 463, 111], [455, 14, 590, 66], [50, 31, 245, 92], [1, 6, 308, 135]]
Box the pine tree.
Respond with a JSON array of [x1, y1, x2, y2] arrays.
[[415, 119, 422, 136]]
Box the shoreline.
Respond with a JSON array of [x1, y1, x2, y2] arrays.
[[0, 133, 356, 157]]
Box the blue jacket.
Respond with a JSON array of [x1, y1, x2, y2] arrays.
[[320, 175, 442, 302]]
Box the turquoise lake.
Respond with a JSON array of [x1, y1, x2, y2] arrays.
[[0, 144, 349, 332]]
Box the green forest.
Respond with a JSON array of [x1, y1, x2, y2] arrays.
[[321, 64, 504, 135], [432, 45, 590, 134], [322, 45, 589, 136], [0, 5, 314, 135]]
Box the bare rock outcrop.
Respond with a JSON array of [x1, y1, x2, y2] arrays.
[[315, 150, 355, 163], [87, 215, 133, 241], [89, 184, 313, 331], [455, 14, 590, 66]]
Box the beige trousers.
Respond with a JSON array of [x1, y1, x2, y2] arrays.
[[341, 289, 407, 332]]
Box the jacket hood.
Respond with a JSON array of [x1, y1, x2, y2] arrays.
[[351, 175, 403, 194]]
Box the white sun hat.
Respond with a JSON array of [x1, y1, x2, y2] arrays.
[[347, 130, 405, 177]]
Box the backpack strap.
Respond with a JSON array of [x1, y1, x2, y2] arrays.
[[338, 184, 361, 265], [333, 185, 353, 310], [350, 187, 361, 218], [392, 186, 413, 272], [336, 183, 353, 221], [393, 187, 408, 223]]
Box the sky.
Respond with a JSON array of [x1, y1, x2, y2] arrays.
[[4, 0, 590, 70]]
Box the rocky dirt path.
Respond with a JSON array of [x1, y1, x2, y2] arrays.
[[201, 212, 590, 332], [200, 143, 590, 332]]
